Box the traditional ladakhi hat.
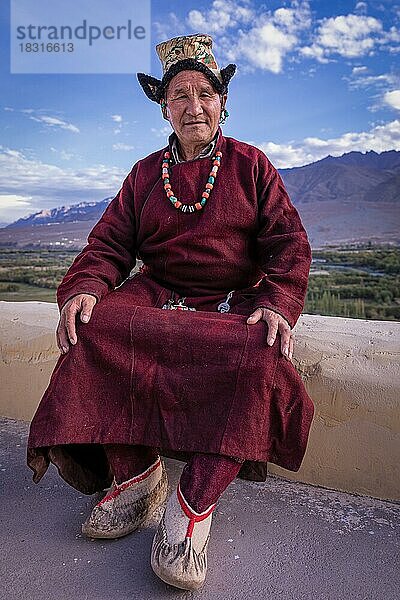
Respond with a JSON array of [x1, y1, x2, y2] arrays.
[[137, 33, 237, 103]]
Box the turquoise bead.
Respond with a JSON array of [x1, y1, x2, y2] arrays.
[[170, 196, 177, 203], [200, 198, 206, 206], [208, 176, 215, 184]]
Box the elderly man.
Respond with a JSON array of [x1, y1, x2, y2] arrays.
[[28, 34, 314, 591]]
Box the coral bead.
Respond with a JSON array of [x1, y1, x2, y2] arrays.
[[162, 151, 222, 212]]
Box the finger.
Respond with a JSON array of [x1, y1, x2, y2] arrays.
[[279, 325, 292, 358], [56, 316, 70, 354], [247, 308, 263, 325], [266, 318, 279, 346], [289, 336, 294, 361], [55, 330, 63, 354], [65, 304, 79, 345], [80, 296, 96, 323]]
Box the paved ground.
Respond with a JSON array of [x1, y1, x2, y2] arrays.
[[1, 418, 399, 600]]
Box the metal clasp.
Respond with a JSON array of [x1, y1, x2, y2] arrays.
[[217, 290, 235, 313], [162, 295, 196, 311]]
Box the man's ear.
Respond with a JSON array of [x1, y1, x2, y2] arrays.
[[221, 93, 228, 110], [160, 98, 170, 122]]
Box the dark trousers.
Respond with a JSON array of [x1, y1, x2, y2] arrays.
[[104, 444, 242, 513]]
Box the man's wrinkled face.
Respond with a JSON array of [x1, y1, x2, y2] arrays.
[[163, 70, 226, 147]]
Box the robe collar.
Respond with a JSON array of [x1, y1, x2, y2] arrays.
[[167, 126, 223, 164]]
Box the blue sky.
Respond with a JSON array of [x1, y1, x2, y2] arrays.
[[0, 0, 399, 223]]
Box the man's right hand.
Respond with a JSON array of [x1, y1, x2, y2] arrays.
[[56, 293, 97, 354]]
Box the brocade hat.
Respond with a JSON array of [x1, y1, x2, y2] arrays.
[[137, 33, 237, 103]]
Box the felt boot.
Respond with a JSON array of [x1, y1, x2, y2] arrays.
[[151, 484, 216, 590], [82, 458, 168, 539]]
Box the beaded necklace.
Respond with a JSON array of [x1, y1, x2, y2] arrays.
[[161, 150, 222, 213]]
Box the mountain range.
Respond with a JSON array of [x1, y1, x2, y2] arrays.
[[5, 198, 113, 229], [0, 149, 398, 249]]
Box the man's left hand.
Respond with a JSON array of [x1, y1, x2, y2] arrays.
[[247, 307, 293, 360]]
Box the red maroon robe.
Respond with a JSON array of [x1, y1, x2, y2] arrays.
[[27, 127, 315, 494]]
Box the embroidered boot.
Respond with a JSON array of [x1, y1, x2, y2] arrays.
[[151, 484, 216, 590], [82, 457, 168, 539]]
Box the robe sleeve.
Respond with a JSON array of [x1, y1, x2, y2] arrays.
[[56, 165, 137, 311], [253, 154, 312, 329]]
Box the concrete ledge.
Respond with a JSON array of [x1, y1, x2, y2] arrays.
[[1, 301, 399, 501]]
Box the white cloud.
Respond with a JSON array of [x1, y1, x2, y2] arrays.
[[49, 147, 78, 161], [384, 90, 400, 110], [228, 21, 297, 73], [3, 107, 80, 133], [151, 125, 172, 138], [60, 150, 75, 160], [155, 1, 312, 75], [0, 194, 34, 221], [0, 194, 32, 208], [29, 115, 80, 133], [351, 65, 368, 74], [301, 14, 383, 61], [354, 2, 368, 16], [220, 1, 312, 73], [187, 0, 254, 35], [153, 12, 188, 43], [111, 114, 124, 135], [112, 143, 135, 151], [381, 25, 400, 52], [154, 2, 397, 73], [0, 146, 125, 222], [253, 119, 400, 168], [346, 69, 396, 90]]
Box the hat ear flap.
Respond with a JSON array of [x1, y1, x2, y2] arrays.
[[220, 64, 237, 89], [137, 73, 162, 102]]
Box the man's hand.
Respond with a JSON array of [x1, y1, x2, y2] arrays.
[[247, 307, 293, 360], [56, 293, 97, 354]]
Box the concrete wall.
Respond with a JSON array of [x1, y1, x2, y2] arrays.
[[1, 301, 399, 502]]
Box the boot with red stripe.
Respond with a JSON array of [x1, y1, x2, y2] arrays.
[[151, 483, 216, 590], [82, 457, 168, 539]]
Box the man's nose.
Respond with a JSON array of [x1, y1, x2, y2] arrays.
[[186, 95, 203, 115]]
